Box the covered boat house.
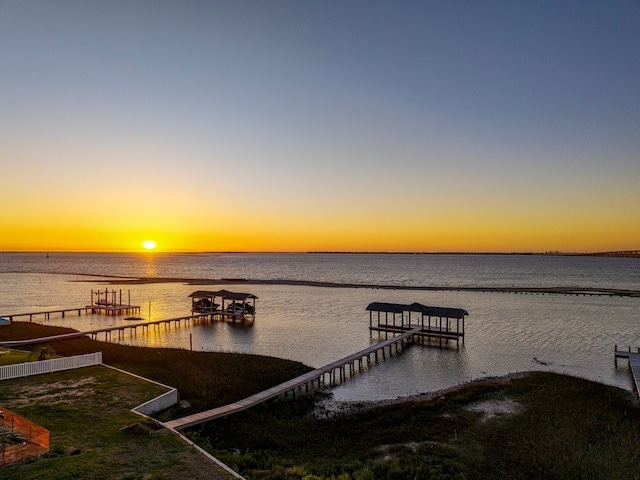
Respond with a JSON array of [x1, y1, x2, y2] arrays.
[[366, 302, 468, 347], [189, 290, 258, 321]]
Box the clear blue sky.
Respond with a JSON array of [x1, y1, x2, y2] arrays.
[[1, 1, 638, 252]]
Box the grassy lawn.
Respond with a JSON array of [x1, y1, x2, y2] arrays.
[[0, 348, 34, 365], [0, 365, 234, 479]]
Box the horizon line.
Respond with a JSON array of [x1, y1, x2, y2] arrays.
[[1, 250, 638, 256]]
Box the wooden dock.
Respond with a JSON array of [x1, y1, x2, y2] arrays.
[[367, 302, 467, 347], [0, 313, 220, 348], [2, 304, 141, 322], [164, 327, 422, 431], [614, 346, 640, 396], [2, 307, 99, 322]]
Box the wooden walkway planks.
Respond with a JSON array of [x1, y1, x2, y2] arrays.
[[0, 313, 211, 348], [615, 348, 640, 396], [2, 305, 141, 321], [370, 324, 463, 340], [3, 307, 98, 321], [164, 327, 422, 430]]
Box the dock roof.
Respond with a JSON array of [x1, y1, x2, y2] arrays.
[[189, 290, 258, 301], [366, 302, 468, 319]]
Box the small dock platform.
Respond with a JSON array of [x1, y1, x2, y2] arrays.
[[89, 289, 141, 316], [615, 346, 640, 396], [189, 290, 257, 322], [367, 302, 468, 347], [1, 289, 141, 322]]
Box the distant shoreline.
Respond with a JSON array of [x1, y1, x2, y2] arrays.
[[69, 274, 640, 298], [1, 250, 639, 257]]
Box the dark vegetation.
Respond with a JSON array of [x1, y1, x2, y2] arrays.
[[191, 373, 640, 479], [3, 322, 640, 479]]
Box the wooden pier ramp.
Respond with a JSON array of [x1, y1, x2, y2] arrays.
[[0, 313, 217, 348], [614, 346, 640, 396], [164, 327, 422, 431], [2, 305, 141, 322]]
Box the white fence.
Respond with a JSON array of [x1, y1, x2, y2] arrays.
[[0, 352, 102, 380], [134, 389, 180, 416], [103, 364, 180, 417]]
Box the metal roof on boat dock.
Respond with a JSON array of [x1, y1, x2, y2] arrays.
[[366, 302, 468, 318], [189, 290, 258, 301]]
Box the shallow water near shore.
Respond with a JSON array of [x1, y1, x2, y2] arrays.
[[1, 252, 639, 402]]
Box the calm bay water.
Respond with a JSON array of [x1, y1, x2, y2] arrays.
[[1, 252, 639, 402]]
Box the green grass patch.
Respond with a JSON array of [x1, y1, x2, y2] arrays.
[[0, 365, 233, 479], [0, 348, 33, 365]]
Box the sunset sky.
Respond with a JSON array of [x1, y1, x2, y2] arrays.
[[1, 1, 638, 253]]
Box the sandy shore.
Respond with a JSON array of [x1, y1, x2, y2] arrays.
[[74, 274, 640, 298], [314, 371, 535, 417]]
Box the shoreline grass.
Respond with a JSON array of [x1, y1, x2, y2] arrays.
[[193, 372, 640, 479]]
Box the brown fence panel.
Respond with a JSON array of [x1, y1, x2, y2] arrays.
[[0, 407, 50, 466]]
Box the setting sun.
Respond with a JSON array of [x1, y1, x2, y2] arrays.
[[142, 240, 157, 250]]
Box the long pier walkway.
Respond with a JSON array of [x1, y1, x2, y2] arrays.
[[0, 313, 218, 348], [1, 305, 141, 322], [164, 326, 422, 431], [614, 347, 640, 396]]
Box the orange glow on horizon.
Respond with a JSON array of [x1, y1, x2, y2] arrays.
[[0, 196, 637, 254]]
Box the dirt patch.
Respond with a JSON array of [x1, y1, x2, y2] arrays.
[[377, 441, 423, 460], [465, 397, 521, 422], [120, 421, 161, 436], [7, 376, 97, 407], [315, 372, 533, 417]]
